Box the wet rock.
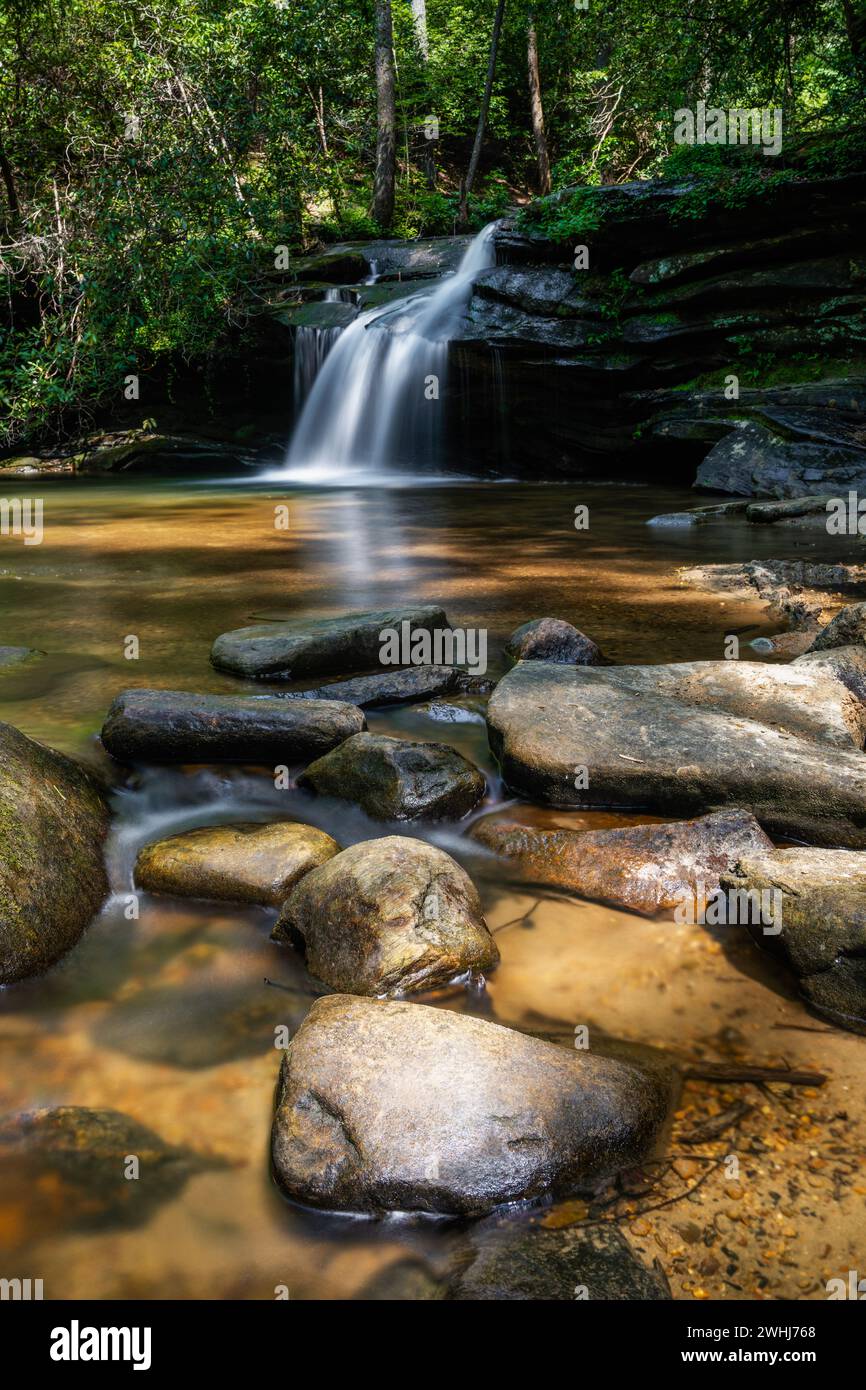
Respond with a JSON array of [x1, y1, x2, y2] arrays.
[[486, 661, 866, 847], [271, 996, 672, 1215], [0, 721, 110, 984], [471, 809, 772, 915], [505, 618, 603, 665], [0, 645, 43, 668], [101, 689, 365, 763], [695, 420, 866, 499], [745, 495, 832, 523], [135, 820, 340, 906], [596, 658, 866, 749], [280, 664, 463, 708], [299, 731, 486, 820], [272, 835, 498, 995], [721, 848, 866, 1033], [647, 501, 750, 526], [680, 557, 866, 629], [210, 604, 448, 680], [0, 1107, 221, 1235], [806, 602, 866, 653], [449, 1216, 671, 1300]]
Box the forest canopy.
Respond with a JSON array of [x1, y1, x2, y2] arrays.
[[1, 0, 864, 447]]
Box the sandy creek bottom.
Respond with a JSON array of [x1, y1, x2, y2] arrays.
[[0, 476, 863, 1299]]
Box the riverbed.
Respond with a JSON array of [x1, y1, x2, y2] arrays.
[[1, 474, 864, 1299]]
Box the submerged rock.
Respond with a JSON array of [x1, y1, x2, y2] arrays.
[[135, 820, 340, 906], [279, 664, 464, 708], [486, 662, 866, 847], [449, 1217, 671, 1301], [0, 1107, 220, 1234], [0, 645, 43, 668], [299, 731, 486, 820], [471, 809, 772, 915], [101, 689, 365, 763], [505, 618, 603, 665], [271, 996, 672, 1215], [210, 604, 448, 679], [806, 602, 866, 653], [596, 658, 866, 749], [272, 835, 498, 995], [0, 721, 110, 984], [722, 848, 866, 1034]]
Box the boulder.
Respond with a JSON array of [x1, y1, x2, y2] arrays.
[[794, 645, 866, 707], [449, 1218, 671, 1301], [272, 835, 498, 995], [0, 1107, 221, 1234], [485, 662, 866, 847], [0, 721, 110, 984], [280, 664, 464, 708], [594, 658, 866, 749], [210, 604, 448, 679], [505, 618, 603, 666], [101, 689, 365, 763], [135, 820, 340, 906], [471, 809, 772, 915], [694, 420, 866, 499], [270, 996, 672, 1215], [299, 731, 486, 820], [0, 645, 43, 668], [806, 602, 866, 653], [721, 848, 866, 1034]]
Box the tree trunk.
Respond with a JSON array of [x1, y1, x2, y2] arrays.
[[527, 16, 550, 195], [841, 0, 866, 87], [0, 136, 20, 223], [458, 0, 506, 228], [372, 0, 397, 229], [411, 0, 429, 60]]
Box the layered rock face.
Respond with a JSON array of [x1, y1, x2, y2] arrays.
[[445, 173, 866, 490]]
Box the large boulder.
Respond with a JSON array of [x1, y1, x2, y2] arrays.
[[273, 836, 498, 995], [299, 731, 486, 820], [210, 605, 448, 679], [271, 996, 672, 1215], [0, 722, 110, 984], [595, 658, 866, 749], [485, 662, 866, 847], [101, 689, 365, 763], [471, 809, 772, 915], [135, 820, 340, 906], [806, 602, 866, 654], [794, 645, 866, 708], [721, 848, 866, 1034], [505, 618, 603, 666]]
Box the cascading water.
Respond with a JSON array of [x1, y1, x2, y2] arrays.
[[292, 288, 354, 410], [284, 222, 499, 482]]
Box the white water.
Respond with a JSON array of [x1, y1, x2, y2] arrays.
[[283, 223, 499, 483]]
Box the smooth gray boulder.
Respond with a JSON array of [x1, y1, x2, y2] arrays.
[[596, 658, 866, 749], [279, 664, 468, 708], [806, 602, 866, 653], [210, 605, 448, 679], [272, 835, 498, 995], [721, 848, 866, 1034], [0, 721, 109, 984], [505, 618, 603, 665], [486, 662, 866, 847], [101, 689, 365, 763], [271, 996, 672, 1215], [794, 645, 866, 707], [471, 809, 772, 915], [299, 731, 486, 820], [135, 820, 340, 905]]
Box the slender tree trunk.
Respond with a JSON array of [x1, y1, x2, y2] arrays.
[[411, 0, 429, 59], [458, 0, 506, 228], [0, 136, 20, 222], [841, 0, 866, 87], [372, 0, 397, 229], [527, 16, 550, 195]]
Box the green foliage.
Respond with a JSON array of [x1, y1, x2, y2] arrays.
[[518, 187, 605, 242]]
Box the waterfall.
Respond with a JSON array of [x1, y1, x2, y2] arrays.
[[292, 289, 353, 411], [284, 222, 499, 481]]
